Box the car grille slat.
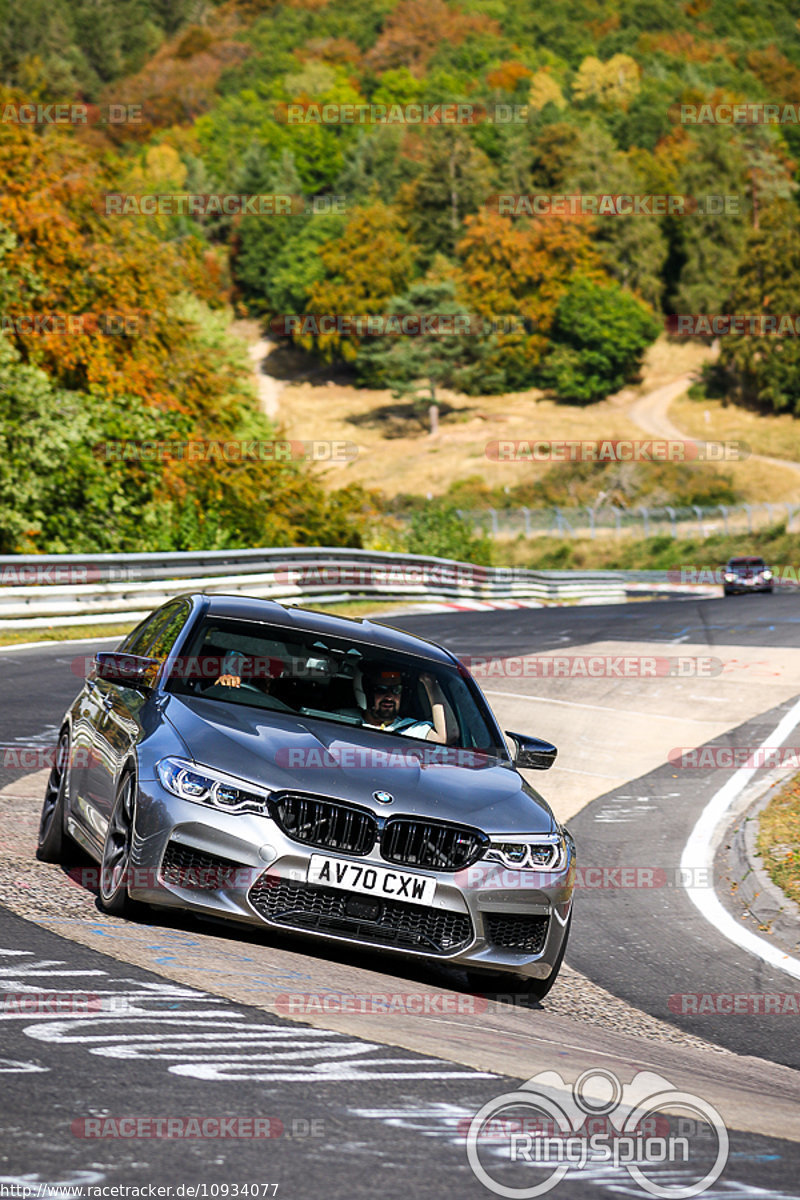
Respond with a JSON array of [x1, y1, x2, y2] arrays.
[[270, 792, 377, 856], [382, 817, 486, 871], [248, 876, 473, 954], [484, 913, 549, 954]]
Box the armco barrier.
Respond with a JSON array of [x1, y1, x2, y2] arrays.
[[0, 549, 709, 630]]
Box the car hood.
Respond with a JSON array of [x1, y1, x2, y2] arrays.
[[162, 695, 556, 835]]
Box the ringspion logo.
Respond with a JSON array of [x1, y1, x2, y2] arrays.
[[466, 1068, 728, 1198]]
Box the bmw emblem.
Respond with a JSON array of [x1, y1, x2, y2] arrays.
[[373, 790, 394, 805]]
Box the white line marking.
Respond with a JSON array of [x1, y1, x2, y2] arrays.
[[483, 691, 724, 721], [0, 636, 121, 654], [681, 696, 800, 981]]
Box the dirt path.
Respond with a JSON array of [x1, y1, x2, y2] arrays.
[[628, 365, 800, 479], [248, 336, 284, 420]]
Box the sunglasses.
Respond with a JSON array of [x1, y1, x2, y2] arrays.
[[374, 682, 402, 695]]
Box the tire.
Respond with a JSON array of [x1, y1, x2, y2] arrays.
[[36, 730, 72, 863], [98, 771, 139, 917], [468, 911, 572, 1003]]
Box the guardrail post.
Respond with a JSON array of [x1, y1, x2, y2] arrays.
[[586, 507, 596, 539], [638, 506, 650, 539], [610, 506, 622, 537], [693, 505, 703, 537], [744, 504, 752, 534], [666, 506, 676, 538], [521, 506, 531, 537], [765, 503, 774, 527], [554, 507, 564, 538], [719, 505, 729, 536], [489, 508, 499, 538]]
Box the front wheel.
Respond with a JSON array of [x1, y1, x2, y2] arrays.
[[98, 772, 139, 917], [36, 730, 72, 862]]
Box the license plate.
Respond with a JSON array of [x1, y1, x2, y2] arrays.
[[307, 854, 436, 905]]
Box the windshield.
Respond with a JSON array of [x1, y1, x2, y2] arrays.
[[165, 617, 507, 755]]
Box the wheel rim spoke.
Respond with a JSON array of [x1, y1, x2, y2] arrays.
[[102, 779, 133, 896], [39, 735, 68, 841]]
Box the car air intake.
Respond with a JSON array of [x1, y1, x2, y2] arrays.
[[248, 876, 473, 954], [160, 842, 248, 890], [269, 792, 377, 855], [484, 912, 549, 954], [381, 817, 487, 871]]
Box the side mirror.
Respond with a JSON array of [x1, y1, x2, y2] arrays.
[[93, 652, 159, 690], [505, 730, 557, 771]]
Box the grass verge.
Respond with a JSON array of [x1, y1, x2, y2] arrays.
[[0, 622, 137, 647], [757, 775, 800, 909], [493, 523, 800, 571]]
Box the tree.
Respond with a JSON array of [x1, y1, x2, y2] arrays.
[[539, 274, 661, 404], [668, 126, 752, 314], [456, 209, 602, 390], [561, 123, 668, 308], [355, 279, 501, 432], [396, 128, 494, 261], [303, 202, 417, 361], [715, 201, 800, 415], [405, 504, 491, 564]]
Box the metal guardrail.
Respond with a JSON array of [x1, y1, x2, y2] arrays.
[[0, 548, 688, 629]]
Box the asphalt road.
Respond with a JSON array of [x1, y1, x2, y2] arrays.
[[2, 593, 800, 1195], [0, 906, 797, 1200]]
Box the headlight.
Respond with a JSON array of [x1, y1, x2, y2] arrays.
[[484, 834, 567, 871], [724, 572, 736, 582], [156, 756, 270, 815], [762, 570, 773, 580]]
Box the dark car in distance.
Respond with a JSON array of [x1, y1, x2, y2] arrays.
[[37, 593, 575, 999], [723, 556, 773, 595]]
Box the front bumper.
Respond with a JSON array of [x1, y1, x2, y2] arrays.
[[131, 777, 574, 981]]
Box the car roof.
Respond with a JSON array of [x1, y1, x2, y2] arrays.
[[727, 556, 765, 565], [191, 593, 457, 666]]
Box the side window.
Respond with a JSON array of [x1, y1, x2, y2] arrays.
[[146, 602, 191, 663], [118, 610, 170, 657]]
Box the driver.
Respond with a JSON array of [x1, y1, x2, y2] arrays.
[[359, 667, 449, 744], [216, 649, 247, 688]]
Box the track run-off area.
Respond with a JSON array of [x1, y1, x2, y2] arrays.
[[1, 591, 800, 1198]]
